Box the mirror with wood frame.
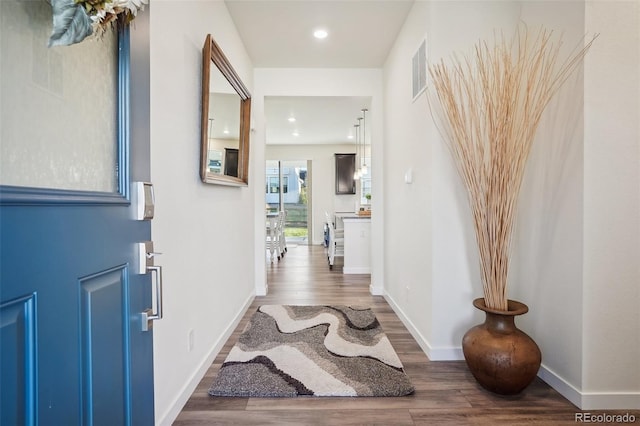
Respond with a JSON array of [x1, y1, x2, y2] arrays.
[[200, 34, 251, 186]]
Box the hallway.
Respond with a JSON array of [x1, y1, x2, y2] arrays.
[[174, 246, 594, 425]]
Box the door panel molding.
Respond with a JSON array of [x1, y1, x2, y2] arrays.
[[0, 294, 37, 426], [0, 186, 129, 206], [79, 265, 131, 426]]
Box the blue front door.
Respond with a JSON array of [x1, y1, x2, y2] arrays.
[[0, 7, 154, 425]]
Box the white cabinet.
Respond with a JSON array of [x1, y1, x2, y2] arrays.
[[342, 217, 371, 274]]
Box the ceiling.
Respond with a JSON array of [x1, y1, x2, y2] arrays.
[[224, 0, 414, 145], [225, 0, 414, 68], [265, 96, 371, 145]]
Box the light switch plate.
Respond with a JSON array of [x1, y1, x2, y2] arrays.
[[404, 168, 413, 184]]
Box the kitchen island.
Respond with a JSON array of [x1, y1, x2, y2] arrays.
[[336, 213, 371, 274]]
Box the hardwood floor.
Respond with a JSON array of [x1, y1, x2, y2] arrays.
[[174, 245, 637, 425]]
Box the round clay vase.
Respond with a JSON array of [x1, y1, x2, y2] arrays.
[[462, 298, 542, 395]]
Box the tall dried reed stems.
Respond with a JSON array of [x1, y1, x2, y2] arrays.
[[428, 27, 595, 311]]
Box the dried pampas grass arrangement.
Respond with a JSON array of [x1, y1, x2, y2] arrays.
[[428, 26, 596, 311]]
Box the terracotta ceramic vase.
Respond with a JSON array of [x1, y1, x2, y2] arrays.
[[462, 298, 542, 395]]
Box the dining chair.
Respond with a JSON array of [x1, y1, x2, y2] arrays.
[[325, 212, 344, 238], [266, 213, 279, 263], [277, 210, 287, 259], [326, 217, 344, 270]]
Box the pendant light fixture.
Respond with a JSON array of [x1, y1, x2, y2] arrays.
[[361, 108, 368, 175], [353, 122, 360, 180], [357, 117, 363, 178]]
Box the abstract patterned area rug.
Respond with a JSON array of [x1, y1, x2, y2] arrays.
[[209, 305, 415, 397]]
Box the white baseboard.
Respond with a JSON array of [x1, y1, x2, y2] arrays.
[[427, 345, 465, 361], [157, 292, 254, 426], [385, 291, 640, 410], [537, 364, 582, 408], [343, 266, 371, 274], [580, 392, 640, 410], [383, 292, 464, 361], [538, 365, 640, 410]]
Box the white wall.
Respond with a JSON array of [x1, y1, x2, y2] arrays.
[[381, 0, 436, 355], [150, 2, 255, 424], [253, 68, 385, 295], [383, 0, 521, 360], [383, 0, 639, 410], [511, 0, 587, 405], [428, 0, 522, 356], [583, 0, 640, 409], [266, 144, 358, 245], [144, 0, 639, 419]]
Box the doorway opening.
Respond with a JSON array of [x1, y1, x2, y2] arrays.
[[265, 159, 311, 245]]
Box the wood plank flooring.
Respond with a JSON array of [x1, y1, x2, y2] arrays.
[[174, 245, 638, 425]]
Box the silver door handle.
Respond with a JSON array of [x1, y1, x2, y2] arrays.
[[141, 265, 163, 331]]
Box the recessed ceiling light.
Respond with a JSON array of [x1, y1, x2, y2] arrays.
[[223, 129, 230, 134], [292, 131, 299, 137], [313, 29, 328, 40], [288, 117, 296, 123], [347, 135, 354, 139]]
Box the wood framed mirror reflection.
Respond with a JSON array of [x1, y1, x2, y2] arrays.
[[200, 34, 251, 186]]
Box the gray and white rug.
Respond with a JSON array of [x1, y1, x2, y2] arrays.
[[209, 305, 415, 397]]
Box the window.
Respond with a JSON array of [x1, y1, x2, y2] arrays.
[[266, 176, 288, 194], [360, 157, 371, 205]]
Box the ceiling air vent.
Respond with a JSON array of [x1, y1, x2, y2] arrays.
[[412, 38, 427, 101]]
